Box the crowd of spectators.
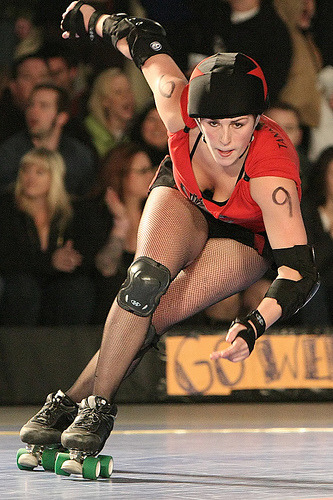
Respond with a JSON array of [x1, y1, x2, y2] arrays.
[[0, 0, 332, 327]]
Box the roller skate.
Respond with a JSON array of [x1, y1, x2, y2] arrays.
[[55, 395, 117, 479], [17, 390, 78, 472]]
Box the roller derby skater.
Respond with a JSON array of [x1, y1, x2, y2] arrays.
[[18, 0, 319, 480]]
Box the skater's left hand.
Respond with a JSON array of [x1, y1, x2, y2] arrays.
[[210, 322, 251, 362], [61, 1, 95, 39]]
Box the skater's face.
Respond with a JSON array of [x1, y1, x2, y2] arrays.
[[199, 115, 256, 168], [20, 161, 51, 199]]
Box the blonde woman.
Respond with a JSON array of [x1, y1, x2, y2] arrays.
[[84, 67, 136, 158], [0, 148, 95, 326]]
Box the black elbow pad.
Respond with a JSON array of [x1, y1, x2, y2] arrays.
[[265, 245, 320, 319], [103, 15, 172, 69]]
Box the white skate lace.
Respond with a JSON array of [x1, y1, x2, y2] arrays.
[[74, 405, 116, 431], [33, 394, 73, 424]]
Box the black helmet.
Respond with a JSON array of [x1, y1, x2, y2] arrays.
[[188, 52, 269, 119]]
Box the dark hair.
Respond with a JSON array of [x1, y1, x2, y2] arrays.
[[41, 41, 79, 68], [129, 101, 156, 144], [267, 100, 302, 123], [11, 52, 47, 80], [306, 147, 333, 206], [90, 143, 149, 202], [30, 83, 70, 114]]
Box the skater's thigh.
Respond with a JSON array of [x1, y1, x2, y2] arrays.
[[135, 186, 208, 278], [153, 238, 269, 333]]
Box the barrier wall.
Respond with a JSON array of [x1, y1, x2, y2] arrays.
[[1, 324, 332, 405], [0, 325, 164, 405]]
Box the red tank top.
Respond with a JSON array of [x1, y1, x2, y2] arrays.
[[168, 85, 301, 234]]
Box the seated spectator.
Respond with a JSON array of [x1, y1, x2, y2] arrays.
[[75, 143, 156, 324], [129, 101, 169, 168], [0, 52, 49, 142], [300, 147, 333, 325], [42, 40, 88, 120], [0, 82, 96, 197], [13, 10, 43, 60], [84, 68, 135, 159], [274, 0, 333, 162], [0, 148, 95, 326], [265, 101, 313, 189], [42, 40, 97, 155], [197, 0, 293, 103]]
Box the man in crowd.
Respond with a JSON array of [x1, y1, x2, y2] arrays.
[[0, 83, 96, 197]]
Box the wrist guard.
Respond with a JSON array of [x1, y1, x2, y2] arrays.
[[231, 309, 266, 354], [61, 1, 87, 38], [102, 15, 173, 69], [265, 245, 320, 319], [88, 11, 105, 41]]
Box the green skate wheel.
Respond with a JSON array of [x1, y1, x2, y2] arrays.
[[99, 455, 113, 478], [82, 456, 101, 480], [55, 452, 71, 476], [16, 448, 35, 471], [41, 448, 59, 471]]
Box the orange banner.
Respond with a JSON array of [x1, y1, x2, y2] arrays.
[[166, 334, 333, 395]]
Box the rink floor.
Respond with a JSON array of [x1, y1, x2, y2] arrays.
[[1, 402, 333, 499]]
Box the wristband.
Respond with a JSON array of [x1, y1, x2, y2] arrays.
[[246, 309, 266, 338], [88, 11, 105, 41], [231, 309, 266, 354]]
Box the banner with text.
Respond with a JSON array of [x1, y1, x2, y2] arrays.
[[166, 334, 333, 396]]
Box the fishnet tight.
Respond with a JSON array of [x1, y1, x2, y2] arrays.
[[67, 187, 268, 402]]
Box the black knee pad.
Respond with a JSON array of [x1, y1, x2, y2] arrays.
[[117, 257, 171, 316]]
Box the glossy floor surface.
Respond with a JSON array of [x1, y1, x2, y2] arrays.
[[1, 402, 333, 499]]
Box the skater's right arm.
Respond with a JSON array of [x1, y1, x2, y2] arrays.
[[61, 2, 187, 133]]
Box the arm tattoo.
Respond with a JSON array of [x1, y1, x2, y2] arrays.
[[272, 186, 293, 217], [158, 75, 176, 98]]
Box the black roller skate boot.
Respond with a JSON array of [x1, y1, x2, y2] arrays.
[[17, 390, 78, 472], [55, 396, 117, 479]]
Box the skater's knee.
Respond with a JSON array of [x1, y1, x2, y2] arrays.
[[117, 256, 171, 316]]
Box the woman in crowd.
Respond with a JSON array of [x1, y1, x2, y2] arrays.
[[0, 147, 95, 326], [84, 67, 135, 159], [77, 142, 156, 323], [129, 101, 169, 168], [301, 147, 333, 325]]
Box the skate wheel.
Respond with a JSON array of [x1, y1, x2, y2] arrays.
[[82, 456, 101, 480], [17, 448, 38, 470], [99, 455, 113, 478], [41, 448, 59, 471], [55, 452, 71, 476]]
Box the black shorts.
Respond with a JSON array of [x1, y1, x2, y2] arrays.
[[150, 156, 274, 265]]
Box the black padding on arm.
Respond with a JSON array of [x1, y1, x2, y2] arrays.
[[265, 244, 320, 319], [102, 14, 130, 45], [126, 18, 173, 69], [265, 277, 320, 319], [102, 15, 172, 69], [231, 319, 256, 354], [246, 309, 266, 338], [88, 11, 104, 41]]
